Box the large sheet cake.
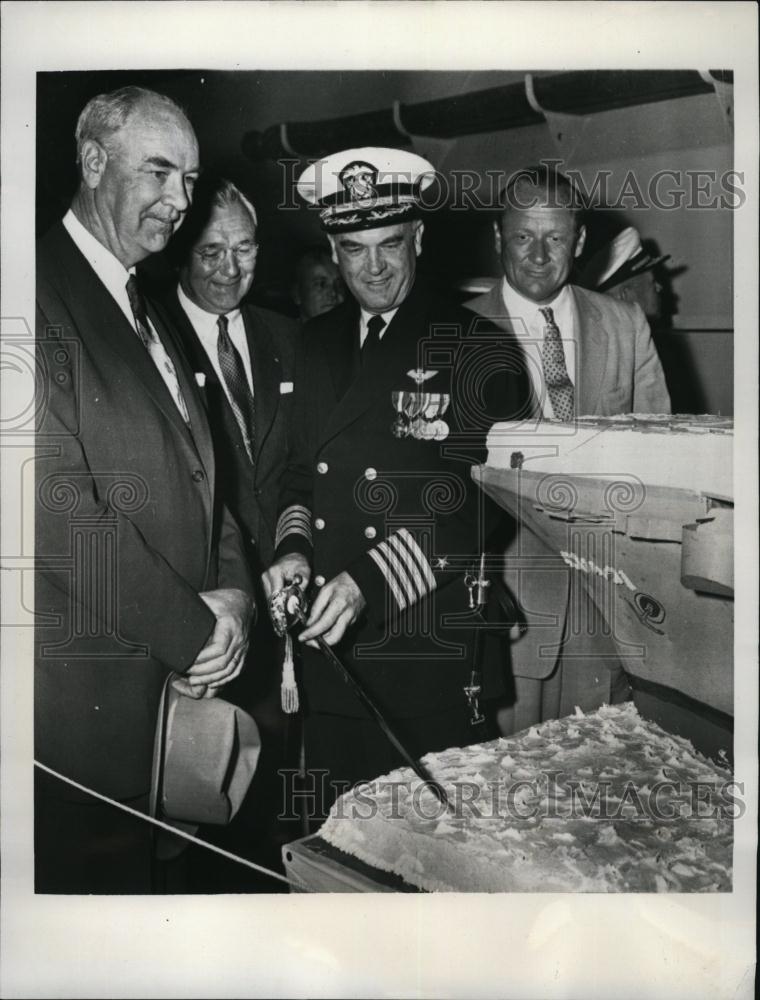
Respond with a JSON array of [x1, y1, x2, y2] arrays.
[[319, 704, 734, 892]]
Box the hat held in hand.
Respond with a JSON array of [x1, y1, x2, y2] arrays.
[[150, 675, 261, 845]]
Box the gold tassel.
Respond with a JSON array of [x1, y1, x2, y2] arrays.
[[281, 632, 299, 714]]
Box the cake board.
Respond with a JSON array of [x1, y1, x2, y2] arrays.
[[282, 834, 421, 892]]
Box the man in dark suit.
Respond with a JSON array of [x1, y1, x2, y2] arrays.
[[162, 176, 299, 873], [264, 148, 515, 825], [35, 87, 255, 892], [466, 164, 671, 734]]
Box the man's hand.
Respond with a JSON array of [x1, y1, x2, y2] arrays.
[[185, 588, 253, 689], [169, 674, 220, 700], [262, 553, 311, 601], [298, 571, 366, 647]]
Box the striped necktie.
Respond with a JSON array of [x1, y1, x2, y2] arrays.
[[538, 306, 574, 422], [217, 314, 256, 462], [125, 275, 190, 424]]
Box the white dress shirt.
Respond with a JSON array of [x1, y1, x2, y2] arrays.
[[500, 279, 577, 419], [177, 284, 255, 405], [359, 306, 400, 347]]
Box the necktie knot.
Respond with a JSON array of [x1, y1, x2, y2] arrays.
[[539, 306, 559, 337], [217, 313, 229, 337], [365, 313, 386, 345]]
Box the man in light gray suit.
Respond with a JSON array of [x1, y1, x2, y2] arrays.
[[466, 164, 671, 734]]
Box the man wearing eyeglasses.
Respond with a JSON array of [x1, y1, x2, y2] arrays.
[[164, 175, 299, 872], [168, 174, 299, 577]]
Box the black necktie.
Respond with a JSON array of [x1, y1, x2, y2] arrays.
[[217, 314, 255, 461], [361, 314, 387, 367], [125, 275, 190, 424], [538, 306, 574, 421]]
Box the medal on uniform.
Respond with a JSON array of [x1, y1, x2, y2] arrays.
[[404, 390, 426, 439], [391, 390, 409, 438], [391, 371, 450, 440], [431, 393, 451, 440]]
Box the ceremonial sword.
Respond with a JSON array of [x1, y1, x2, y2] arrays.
[[270, 577, 451, 810]]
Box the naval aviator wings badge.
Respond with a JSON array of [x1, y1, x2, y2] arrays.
[[391, 370, 450, 440]]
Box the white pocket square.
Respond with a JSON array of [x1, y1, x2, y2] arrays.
[[280, 381, 294, 394], [194, 372, 206, 387]]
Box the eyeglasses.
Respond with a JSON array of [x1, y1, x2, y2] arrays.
[[194, 242, 258, 267]]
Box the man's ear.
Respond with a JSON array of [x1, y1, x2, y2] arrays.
[[79, 138, 109, 191], [413, 221, 424, 257], [493, 220, 503, 257], [574, 224, 587, 259], [328, 235, 339, 266]]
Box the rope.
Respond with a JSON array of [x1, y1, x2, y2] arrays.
[[34, 760, 299, 890]]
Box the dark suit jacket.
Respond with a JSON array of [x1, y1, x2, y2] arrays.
[[276, 280, 519, 719], [161, 291, 298, 574], [35, 222, 253, 800], [466, 279, 671, 681]]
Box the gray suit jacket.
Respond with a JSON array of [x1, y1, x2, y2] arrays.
[[465, 280, 671, 417], [465, 280, 671, 681]]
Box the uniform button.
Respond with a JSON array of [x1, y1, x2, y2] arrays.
[[364, 467, 377, 480], [364, 526, 377, 539], [317, 461, 329, 474], [191, 469, 205, 482], [314, 517, 325, 530], [314, 575, 325, 587]]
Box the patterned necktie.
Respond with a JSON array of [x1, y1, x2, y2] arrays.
[[125, 275, 190, 424], [217, 314, 256, 462], [361, 313, 387, 367], [538, 306, 574, 422]]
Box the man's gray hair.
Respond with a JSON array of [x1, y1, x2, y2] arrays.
[[210, 178, 258, 230], [74, 85, 191, 162]]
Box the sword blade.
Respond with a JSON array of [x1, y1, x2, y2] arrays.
[[313, 635, 451, 810]]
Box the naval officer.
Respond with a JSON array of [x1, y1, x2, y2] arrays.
[[263, 148, 518, 823]]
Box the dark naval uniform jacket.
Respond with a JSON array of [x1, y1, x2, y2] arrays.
[[275, 279, 522, 724]]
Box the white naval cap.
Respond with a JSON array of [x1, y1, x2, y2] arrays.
[[583, 226, 671, 291], [297, 146, 437, 233]]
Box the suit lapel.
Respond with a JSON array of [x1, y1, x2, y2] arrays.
[[146, 296, 214, 500], [321, 300, 360, 405], [466, 282, 539, 419], [242, 305, 280, 463], [570, 285, 608, 415], [54, 229, 206, 462]]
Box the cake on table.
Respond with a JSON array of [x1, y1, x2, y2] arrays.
[[318, 704, 734, 893]]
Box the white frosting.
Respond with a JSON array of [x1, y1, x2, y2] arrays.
[[320, 704, 733, 893]]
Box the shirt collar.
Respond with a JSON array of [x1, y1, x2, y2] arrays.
[[360, 306, 399, 339], [500, 277, 571, 332], [63, 208, 133, 298], [177, 282, 242, 335]]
